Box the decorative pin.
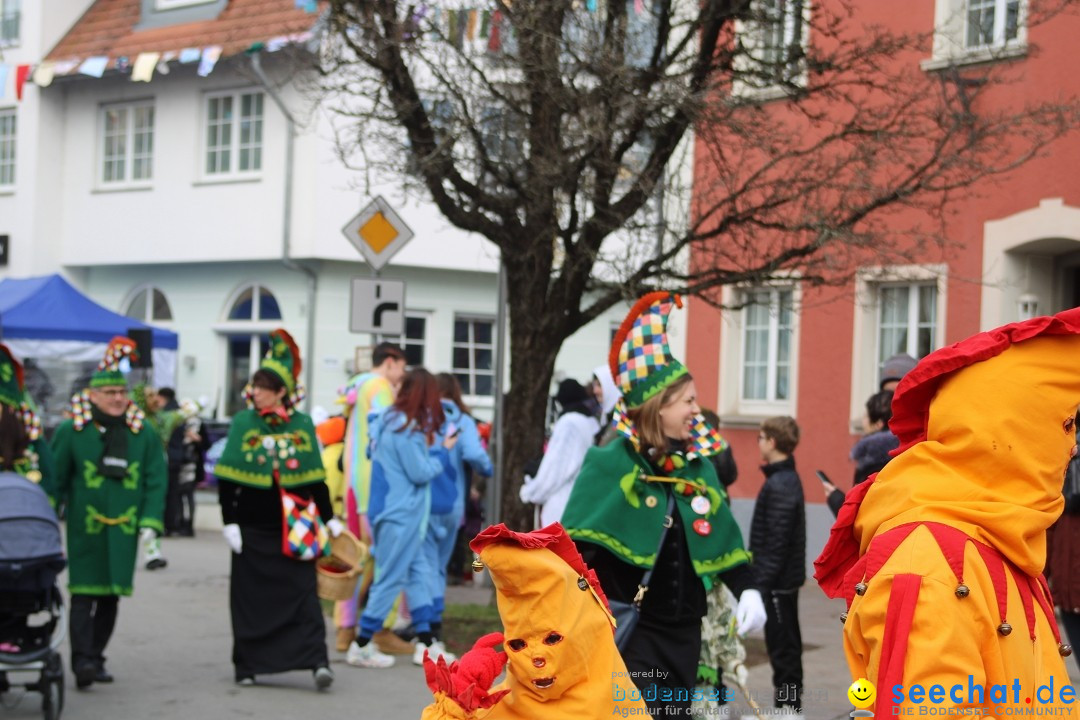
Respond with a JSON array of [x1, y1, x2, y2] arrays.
[[285, 458, 300, 470], [997, 622, 1012, 636], [256, 455, 266, 465], [645, 496, 658, 508], [955, 584, 970, 598], [691, 519, 711, 536], [262, 437, 275, 450], [471, 555, 484, 572], [25, 470, 42, 483], [577, 577, 588, 591], [854, 582, 867, 596], [840, 611, 848, 624], [1060, 643, 1073, 657], [690, 495, 711, 515]]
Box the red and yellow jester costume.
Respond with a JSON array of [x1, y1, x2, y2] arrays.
[[815, 309, 1080, 715], [420, 523, 649, 719]]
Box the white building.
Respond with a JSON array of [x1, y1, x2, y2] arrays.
[[0, 0, 696, 421]]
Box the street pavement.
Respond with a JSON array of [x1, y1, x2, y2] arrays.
[[2, 497, 1076, 720]]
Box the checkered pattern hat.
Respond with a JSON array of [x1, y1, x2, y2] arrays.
[[609, 292, 688, 408], [91, 336, 138, 388]]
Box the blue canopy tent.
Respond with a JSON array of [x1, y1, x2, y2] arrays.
[[0, 274, 178, 427]]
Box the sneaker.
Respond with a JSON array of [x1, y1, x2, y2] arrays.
[[373, 629, 415, 655], [145, 557, 168, 571], [345, 641, 394, 668], [313, 666, 334, 690], [413, 640, 455, 666], [236, 676, 255, 686]]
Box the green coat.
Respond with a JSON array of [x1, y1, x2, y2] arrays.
[[50, 419, 167, 596], [17, 436, 56, 493]]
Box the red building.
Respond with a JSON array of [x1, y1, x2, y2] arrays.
[[687, 0, 1080, 554]]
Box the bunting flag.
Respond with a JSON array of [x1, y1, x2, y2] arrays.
[[587, 0, 597, 10], [54, 59, 79, 75], [0, 65, 9, 99], [14, 65, 31, 100], [466, 9, 478, 41], [197, 46, 222, 77], [634, 0, 643, 13], [488, 9, 502, 51], [132, 52, 160, 82], [78, 56, 108, 78], [179, 47, 201, 63], [32, 62, 55, 88], [156, 50, 177, 75], [479, 9, 491, 38]]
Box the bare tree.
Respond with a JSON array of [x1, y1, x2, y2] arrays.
[[320, 0, 1080, 529]]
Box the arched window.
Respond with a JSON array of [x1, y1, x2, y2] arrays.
[[122, 285, 173, 322], [220, 283, 283, 416]]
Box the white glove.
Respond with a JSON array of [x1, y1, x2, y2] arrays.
[[327, 518, 345, 538], [223, 524, 243, 554], [735, 588, 767, 636]]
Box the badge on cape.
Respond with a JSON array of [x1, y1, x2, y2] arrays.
[[691, 495, 711, 515]]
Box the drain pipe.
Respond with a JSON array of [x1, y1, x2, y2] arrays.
[[251, 51, 316, 412]]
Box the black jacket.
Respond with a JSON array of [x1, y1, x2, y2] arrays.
[[749, 457, 806, 591]]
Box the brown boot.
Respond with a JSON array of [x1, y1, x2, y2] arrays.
[[335, 627, 356, 652], [373, 629, 416, 655]]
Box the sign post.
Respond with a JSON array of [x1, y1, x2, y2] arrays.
[[341, 196, 414, 276], [349, 278, 406, 336]]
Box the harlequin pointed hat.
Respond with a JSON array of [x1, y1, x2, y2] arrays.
[[609, 292, 688, 407], [91, 336, 138, 388], [0, 344, 25, 409], [261, 329, 301, 395]]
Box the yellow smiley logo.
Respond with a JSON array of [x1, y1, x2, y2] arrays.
[[848, 677, 876, 708]]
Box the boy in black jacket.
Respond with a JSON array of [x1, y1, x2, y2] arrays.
[[751, 416, 806, 712]]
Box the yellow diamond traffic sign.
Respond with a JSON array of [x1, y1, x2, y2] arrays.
[[342, 196, 414, 272]]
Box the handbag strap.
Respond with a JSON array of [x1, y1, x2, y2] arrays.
[[632, 492, 677, 609]]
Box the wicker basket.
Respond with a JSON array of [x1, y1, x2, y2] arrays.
[[316, 530, 367, 602]]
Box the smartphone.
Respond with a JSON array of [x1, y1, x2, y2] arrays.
[[447, 423, 460, 439], [816, 470, 835, 488]]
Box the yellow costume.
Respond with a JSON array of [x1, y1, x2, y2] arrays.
[[816, 310, 1080, 716], [420, 523, 649, 719]]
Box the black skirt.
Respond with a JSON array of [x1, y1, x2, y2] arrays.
[[230, 526, 328, 679]]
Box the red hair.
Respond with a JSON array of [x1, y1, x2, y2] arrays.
[[392, 368, 446, 443]]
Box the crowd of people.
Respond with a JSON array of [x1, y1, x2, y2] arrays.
[[3, 294, 1080, 718]]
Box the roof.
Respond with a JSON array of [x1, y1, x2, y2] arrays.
[[46, 0, 321, 64], [0, 274, 179, 348]]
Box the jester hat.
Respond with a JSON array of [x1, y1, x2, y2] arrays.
[[90, 336, 138, 388], [260, 329, 302, 395], [609, 292, 726, 458], [0, 344, 25, 409]]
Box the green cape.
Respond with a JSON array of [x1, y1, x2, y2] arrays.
[[561, 438, 751, 577], [214, 408, 325, 489]]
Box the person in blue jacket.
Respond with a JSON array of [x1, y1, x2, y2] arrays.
[[421, 374, 493, 662], [345, 368, 457, 670]]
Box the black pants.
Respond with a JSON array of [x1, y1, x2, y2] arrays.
[[1060, 610, 1080, 675], [69, 595, 119, 672], [623, 616, 702, 717], [164, 467, 182, 534], [178, 481, 196, 535], [765, 588, 803, 709]]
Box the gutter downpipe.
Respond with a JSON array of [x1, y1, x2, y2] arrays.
[[251, 51, 317, 412]]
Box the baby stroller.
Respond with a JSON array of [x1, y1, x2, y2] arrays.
[[0, 472, 67, 720]]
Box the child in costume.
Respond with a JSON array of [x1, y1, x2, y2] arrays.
[[420, 523, 650, 719], [815, 308, 1080, 715], [561, 292, 766, 717], [215, 329, 342, 690], [49, 337, 167, 690]]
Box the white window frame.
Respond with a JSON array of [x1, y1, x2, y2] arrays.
[[0, 0, 20, 49], [923, 0, 1026, 70], [376, 311, 429, 368], [0, 108, 15, 190], [738, 286, 796, 410], [98, 101, 155, 189], [121, 284, 173, 324], [716, 281, 801, 423], [850, 264, 947, 431], [452, 315, 497, 400], [732, 0, 811, 101], [201, 89, 265, 181], [213, 282, 284, 418], [155, 0, 215, 9]]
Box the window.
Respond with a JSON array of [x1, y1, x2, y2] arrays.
[[377, 314, 427, 367], [479, 105, 525, 188], [220, 283, 283, 416], [453, 317, 495, 396], [0, 109, 14, 188], [100, 102, 154, 185], [740, 288, 794, 403], [155, 0, 214, 8], [735, 0, 808, 92], [204, 90, 264, 177], [123, 286, 172, 322], [0, 0, 19, 48], [965, 0, 1020, 49], [406, 98, 454, 177], [876, 284, 938, 369]]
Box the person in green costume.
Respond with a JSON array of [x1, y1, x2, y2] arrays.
[[560, 292, 767, 718], [49, 336, 167, 690], [0, 344, 54, 490], [216, 328, 343, 691]]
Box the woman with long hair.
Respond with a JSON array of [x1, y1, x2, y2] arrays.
[[215, 330, 340, 690], [561, 293, 766, 718], [346, 368, 458, 669], [0, 345, 51, 486]]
